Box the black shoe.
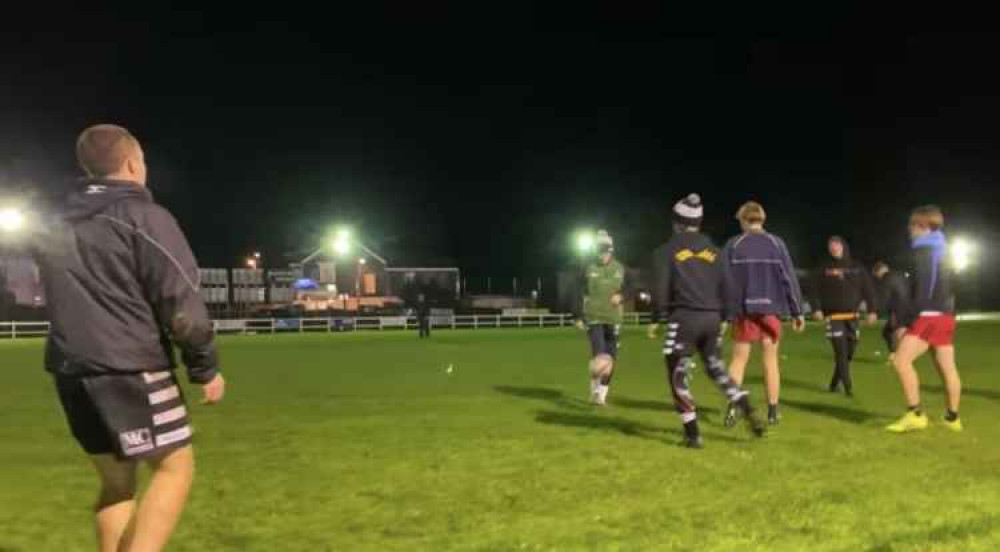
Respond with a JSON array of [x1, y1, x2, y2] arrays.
[[724, 402, 739, 428], [828, 384, 839, 393], [682, 436, 704, 449], [767, 405, 780, 426], [745, 411, 767, 438], [844, 388, 854, 398]]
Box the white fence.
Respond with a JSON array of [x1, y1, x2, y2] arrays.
[[0, 313, 654, 339]]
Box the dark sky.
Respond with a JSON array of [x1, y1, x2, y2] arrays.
[[3, 10, 999, 298]]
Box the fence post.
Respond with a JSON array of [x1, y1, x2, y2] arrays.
[[12, 322, 16, 340], [474, 315, 479, 329], [299, 318, 304, 333]]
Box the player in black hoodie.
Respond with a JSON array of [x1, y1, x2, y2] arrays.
[[811, 236, 877, 396], [649, 194, 765, 448], [872, 261, 910, 362]]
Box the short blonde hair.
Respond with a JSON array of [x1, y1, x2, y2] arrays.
[[736, 201, 766, 224], [910, 205, 944, 231], [76, 124, 139, 177]]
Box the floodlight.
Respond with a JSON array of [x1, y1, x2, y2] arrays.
[[951, 236, 978, 273], [575, 231, 595, 255], [332, 229, 352, 256], [0, 207, 25, 233]]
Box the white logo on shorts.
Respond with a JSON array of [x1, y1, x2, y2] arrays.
[[119, 428, 154, 456]]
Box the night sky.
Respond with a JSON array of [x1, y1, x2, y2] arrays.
[[3, 11, 999, 302]]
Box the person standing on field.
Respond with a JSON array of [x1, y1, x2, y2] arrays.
[[723, 201, 806, 426], [811, 236, 878, 397], [650, 194, 766, 448], [574, 230, 631, 406], [33, 124, 225, 552], [416, 293, 432, 339], [872, 261, 910, 363], [886, 205, 963, 433]]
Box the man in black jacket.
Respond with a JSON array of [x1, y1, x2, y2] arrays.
[[650, 194, 764, 448], [872, 261, 909, 362], [811, 236, 877, 396], [33, 125, 225, 552], [416, 293, 432, 338]]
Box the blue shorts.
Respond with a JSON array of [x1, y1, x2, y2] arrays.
[[587, 324, 620, 358]]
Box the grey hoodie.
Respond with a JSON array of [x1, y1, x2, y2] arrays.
[[34, 179, 218, 383]]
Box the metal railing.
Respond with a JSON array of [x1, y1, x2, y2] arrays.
[[0, 313, 654, 339]]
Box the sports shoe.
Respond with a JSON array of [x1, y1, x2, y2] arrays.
[[941, 416, 963, 433], [590, 391, 605, 406], [745, 410, 767, 438], [886, 411, 929, 433], [724, 402, 738, 427], [767, 405, 780, 426]]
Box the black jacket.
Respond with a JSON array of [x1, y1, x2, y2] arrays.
[[651, 231, 725, 322], [875, 270, 909, 319], [812, 249, 876, 316], [34, 179, 218, 383], [901, 232, 955, 325]]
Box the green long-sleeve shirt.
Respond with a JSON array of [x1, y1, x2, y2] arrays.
[[579, 259, 628, 325]]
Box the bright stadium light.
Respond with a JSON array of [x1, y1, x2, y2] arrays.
[[332, 228, 352, 256], [0, 207, 25, 233], [951, 236, 978, 273], [575, 230, 595, 255]]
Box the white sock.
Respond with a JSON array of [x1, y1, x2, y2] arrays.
[[598, 384, 610, 402]]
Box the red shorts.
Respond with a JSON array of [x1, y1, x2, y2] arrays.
[[906, 314, 956, 347], [732, 315, 782, 343]]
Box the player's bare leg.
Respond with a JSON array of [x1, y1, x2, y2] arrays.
[[761, 338, 782, 424], [118, 445, 194, 552], [887, 335, 930, 432], [728, 342, 751, 385], [725, 342, 752, 426], [932, 345, 962, 430], [92, 455, 138, 552]]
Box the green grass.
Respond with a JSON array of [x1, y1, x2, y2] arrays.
[[3, 323, 1000, 551]]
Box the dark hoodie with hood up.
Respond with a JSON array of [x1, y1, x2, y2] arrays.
[[811, 237, 877, 316], [33, 179, 218, 383]]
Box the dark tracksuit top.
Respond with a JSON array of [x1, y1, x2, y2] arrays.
[[650, 231, 725, 323], [812, 254, 877, 319], [723, 231, 804, 321], [875, 271, 910, 322], [901, 231, 955, 327], [33, 179, 218, 384]]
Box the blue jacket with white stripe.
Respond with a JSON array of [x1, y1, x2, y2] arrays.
[[723, 230, 804, 320]]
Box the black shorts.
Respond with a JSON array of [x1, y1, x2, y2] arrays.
[[663, 310, 723, 359], [55, 371, 193, 460], [587, 323, 620, 358]]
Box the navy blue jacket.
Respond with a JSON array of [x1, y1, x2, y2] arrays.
[[723, 230, 804, 320]]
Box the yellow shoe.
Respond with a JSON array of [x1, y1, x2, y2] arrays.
[[942, 417, 964, 433], [886, 411, 929, 433]]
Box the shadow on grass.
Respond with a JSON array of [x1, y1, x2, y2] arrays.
[[781, 398, 880, 425], [534, 410, 750, 445], [493, 385, 590, 411], [922, 384, 1000, 402], [861, 514, 999, 552], [778, 378, 832, 395]]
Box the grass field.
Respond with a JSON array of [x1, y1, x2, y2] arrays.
[[3, 322, 1000, 551]]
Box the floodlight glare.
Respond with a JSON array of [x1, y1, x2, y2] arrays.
[[575, 231, 596, 255], [951, 236, 978, 273], [328, 227, 354, 256], [0, 207, 25, 233]]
